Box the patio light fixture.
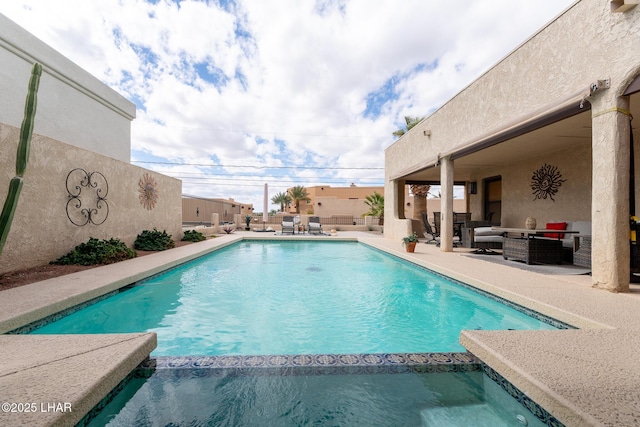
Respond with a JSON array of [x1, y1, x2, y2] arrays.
[[610, 0, 638, 12]]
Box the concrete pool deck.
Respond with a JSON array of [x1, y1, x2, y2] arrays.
[[1, 231, 639, 426]]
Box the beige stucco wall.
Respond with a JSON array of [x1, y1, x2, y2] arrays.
[[182, 197, 252, 224], [0, 13, 135, 162], [289, 185, 384, 215], [467, 144, 592, 228], [385, 0, 640, 239], [0, 124, 182, 274]]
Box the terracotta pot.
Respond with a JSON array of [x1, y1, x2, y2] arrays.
[[405, 241, 417, 253]]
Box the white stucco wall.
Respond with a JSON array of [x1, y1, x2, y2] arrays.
[[0, 13, 135, 163]]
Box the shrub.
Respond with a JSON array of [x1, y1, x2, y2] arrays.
[[134, 228, 175, 251], [182, 230, 206, 242], [51, 237, 136, 266]]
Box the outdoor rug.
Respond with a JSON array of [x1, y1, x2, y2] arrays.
[[463, 254, 591, 275]]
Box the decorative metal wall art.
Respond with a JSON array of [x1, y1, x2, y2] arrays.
[[66, 168, 109, 226], [530, 163, 566, 201], [138, 172, 159, 210]]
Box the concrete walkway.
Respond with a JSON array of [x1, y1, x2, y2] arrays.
[[1, 231, 639, 426]]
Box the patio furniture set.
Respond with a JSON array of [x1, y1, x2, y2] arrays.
[[281, 216, 325, 235], [422, 212, 592, 267]]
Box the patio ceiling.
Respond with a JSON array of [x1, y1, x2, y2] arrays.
[[402, 92, 640, 184]]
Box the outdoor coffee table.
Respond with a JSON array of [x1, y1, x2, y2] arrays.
[[492, 227, 579, 265]]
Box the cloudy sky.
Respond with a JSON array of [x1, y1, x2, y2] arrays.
[[3, 0, 575, 211]]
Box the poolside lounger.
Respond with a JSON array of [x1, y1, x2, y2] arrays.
[[308, 216, 323, 235], [281, 216, 295, 234]]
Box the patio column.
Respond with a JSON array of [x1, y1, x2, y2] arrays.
[[591, 95, 631, 292], [440, 156, 454, 252]]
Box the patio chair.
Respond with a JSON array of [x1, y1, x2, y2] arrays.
[[421, 212, 439, 244], [308, 216, 323, 235], [432, 212, 461, 247], [281, 216, 295, 235]]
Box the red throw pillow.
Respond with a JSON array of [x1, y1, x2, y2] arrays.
[[544, 222, 567, 239]]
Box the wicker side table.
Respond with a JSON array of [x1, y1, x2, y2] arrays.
[[573, 235, 591, 268], [503, 237, 563, 264]]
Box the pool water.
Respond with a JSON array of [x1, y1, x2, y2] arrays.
[[30, 241, 558, 355], [85, 365, 550, 427]]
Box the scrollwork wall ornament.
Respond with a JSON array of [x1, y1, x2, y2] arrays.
[[530, 163, 566, 202], [66, 168, 109, 226], [138, 173, 159, 210]]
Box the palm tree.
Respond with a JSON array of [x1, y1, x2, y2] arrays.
[[392, 116, 423, 138], [363, 191, 384, 225], [410, 184, 431, 223], [288, 186, 311, 214], [271, 192, 292, 212]]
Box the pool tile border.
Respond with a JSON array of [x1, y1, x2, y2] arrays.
[[483, 364, 566, 427], [142, 351, 480, 371]]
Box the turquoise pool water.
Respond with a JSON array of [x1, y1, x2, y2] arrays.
[[31, 241, 558, 355], [85, 365, 550, 427]]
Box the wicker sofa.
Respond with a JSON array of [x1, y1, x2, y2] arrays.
[[543, 220, 592, 265]]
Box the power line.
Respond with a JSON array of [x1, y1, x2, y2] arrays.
[[132, 160, 383, 170]]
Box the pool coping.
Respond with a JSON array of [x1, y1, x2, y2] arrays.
[[2, 232, 640, 426]]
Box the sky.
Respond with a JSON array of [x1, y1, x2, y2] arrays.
[[2, 0, 575, 211]]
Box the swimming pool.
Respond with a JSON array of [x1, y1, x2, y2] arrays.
[[29, 241, 561, 356], [83, 360, 555, 427]]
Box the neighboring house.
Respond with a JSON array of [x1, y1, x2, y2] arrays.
[[0, 13, 182, 274], [182, 195, 253, 225], [286, 185, 385, 217], [385, 0, 640, 292]]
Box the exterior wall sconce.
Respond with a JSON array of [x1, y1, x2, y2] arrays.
[[468, 182, 477, 194], [406, 202, 411, 206], [317, 202, 322, 206], [611, 0, 638, 12], [423, 130, 431, 137]]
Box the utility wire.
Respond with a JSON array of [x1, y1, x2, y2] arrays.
[[132, 160, 383, 170]]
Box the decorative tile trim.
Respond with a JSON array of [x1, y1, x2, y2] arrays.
[[483, 364, 566, 427], [141, 352, 480, 372]]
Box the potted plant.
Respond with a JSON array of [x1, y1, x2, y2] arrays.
[[244, 215, 252, 230], [402, 232, 418, 253]]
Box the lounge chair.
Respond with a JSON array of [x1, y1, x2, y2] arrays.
[[281, 216, 295, 235], [308, 216, 323, 235]]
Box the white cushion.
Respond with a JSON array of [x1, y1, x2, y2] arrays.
[[474, 227, 502, 236]]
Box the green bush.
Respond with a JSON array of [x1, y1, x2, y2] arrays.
[[51, 237, 136, 266], [182, 230, 206, 242], [134, 228, 175, 251]]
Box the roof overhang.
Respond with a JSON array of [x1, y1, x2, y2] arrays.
[[392, 89, 594, 183]]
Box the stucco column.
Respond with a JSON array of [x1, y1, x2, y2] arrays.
[[440, 156, 454, 252], [591, 96, 631, 292]]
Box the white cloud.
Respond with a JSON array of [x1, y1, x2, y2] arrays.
[[2, 0, 574, 209]]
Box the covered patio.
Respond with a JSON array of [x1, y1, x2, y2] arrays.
[[385, 0, 640, 292]]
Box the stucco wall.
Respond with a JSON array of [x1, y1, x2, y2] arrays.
[[0, 13, 135, 162], [467, 144, 592, 228], [385, 0, 640, 239], [0, 124, 182, 274]]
